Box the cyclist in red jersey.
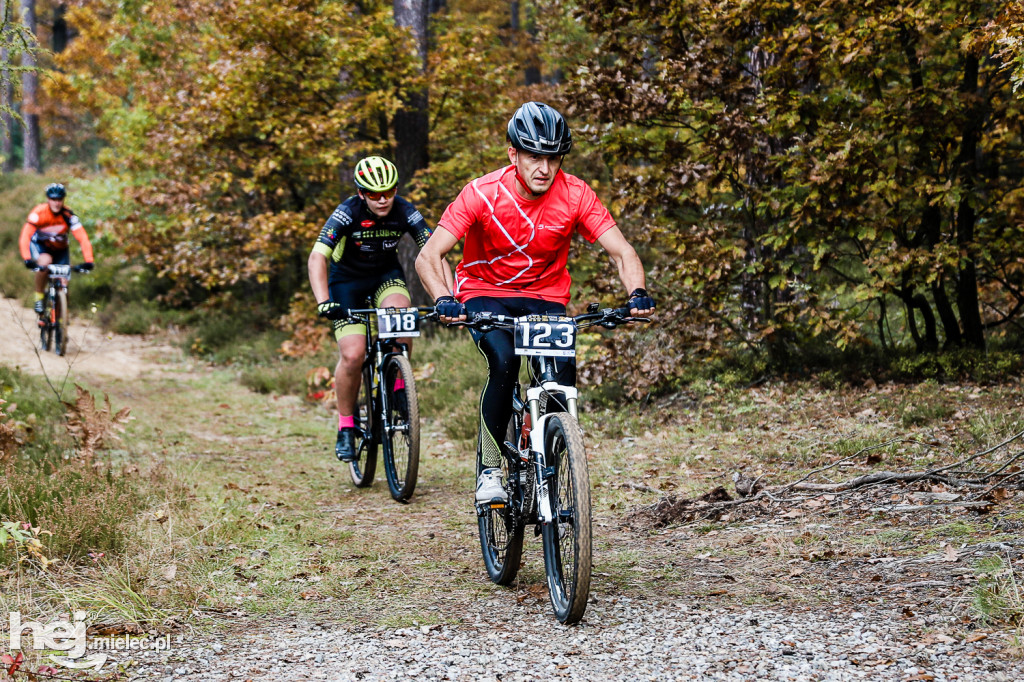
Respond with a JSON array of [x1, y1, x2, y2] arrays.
[[416, 101, 654, 503], [19, 184, 95, 314]]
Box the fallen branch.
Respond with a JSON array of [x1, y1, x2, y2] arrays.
[[777, 438, 908, 494], [618, 481, 664, 495], [870, 501, 994, 513], [791, 470, 968, 491]]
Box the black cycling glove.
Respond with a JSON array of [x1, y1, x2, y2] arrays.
[[79, 262, 94, 272], [24, 259, 37, 270], [316, 301, 347, 320], [627, 287, 655, 313], [434, 295, 466, 319]]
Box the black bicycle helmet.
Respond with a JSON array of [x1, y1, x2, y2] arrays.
[[506, 102, 572, 156], [45, 183, 66, 200]]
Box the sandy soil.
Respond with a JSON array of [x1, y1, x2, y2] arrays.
[[0, 295, 175, 381]]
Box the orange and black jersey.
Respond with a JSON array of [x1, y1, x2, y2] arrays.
[[312, 195, 431, 282], [19, 203, 94, 261]]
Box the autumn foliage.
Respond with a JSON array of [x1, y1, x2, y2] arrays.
[[33, 0, 1024, 395]]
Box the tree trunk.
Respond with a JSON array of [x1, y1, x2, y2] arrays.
[[392, 0, 430, 303], [1, 45, 15, 173], [954, 55, 985, 350], [52, 3, 69, 53], [919, 204, 962, 348], [900, 281, 938, 354], [20, 0, 40, 173]]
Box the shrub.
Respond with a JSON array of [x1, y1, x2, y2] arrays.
[[0, 368, 144, 566]]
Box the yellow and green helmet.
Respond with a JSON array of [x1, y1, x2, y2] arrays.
[[353, 156, 399, 192]]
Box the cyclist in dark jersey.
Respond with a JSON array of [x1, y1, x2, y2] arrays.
[[308, 156, 445, 462], [416, 102, 655, 504]]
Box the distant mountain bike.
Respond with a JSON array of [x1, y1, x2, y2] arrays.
[[448, 304, 648, 624], [33, 263, 89, 357], [342, 306, 433, 502]]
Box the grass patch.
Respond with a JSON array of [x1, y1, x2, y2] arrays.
[[415, 332, 486, 442], [973, 556, 1024, 627], [0, 367, 149, 564]]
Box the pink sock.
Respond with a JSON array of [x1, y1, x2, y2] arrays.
[[394, 376, 405, 391], [339, 414, 355, 429]]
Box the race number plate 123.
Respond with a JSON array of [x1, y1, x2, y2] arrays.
[[376, 308, 420, 339], [513, 316, 576, 357]]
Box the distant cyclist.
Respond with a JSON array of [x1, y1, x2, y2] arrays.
[[415, 101, 655, 504], [19, 183, 95, 314], [308, 156, 450, 462]]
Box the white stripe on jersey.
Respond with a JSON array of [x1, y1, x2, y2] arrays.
[[459, 176, 535, 287], [330, 207, 352, 225]]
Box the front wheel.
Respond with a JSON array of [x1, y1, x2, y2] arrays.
[[348, 365, 378, 487], [541, 412, 592, 625], [381, 355, 419, 502], [53, 289, 69, 356], [39, 312, 51, 352]]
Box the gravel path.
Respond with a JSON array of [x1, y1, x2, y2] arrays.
[[121, 598, 1021, 681]]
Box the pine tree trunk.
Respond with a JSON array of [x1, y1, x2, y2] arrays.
[[20, 0, 40, 173], [1, 45, 15, 173]]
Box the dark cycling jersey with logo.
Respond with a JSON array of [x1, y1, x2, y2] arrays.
[[312, 195, 431, 283]]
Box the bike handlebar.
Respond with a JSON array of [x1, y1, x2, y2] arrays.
[[31, 264, 91, 274], [340, 305, 435, 323], [430, 305, 649, 332]]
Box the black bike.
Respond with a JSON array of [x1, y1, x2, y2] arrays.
[[449, 304, 648, 624], [33, 263, 89, 357], [342, 306, 433, 502]]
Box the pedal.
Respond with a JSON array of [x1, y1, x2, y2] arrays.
[[476, 497, 507, 511]]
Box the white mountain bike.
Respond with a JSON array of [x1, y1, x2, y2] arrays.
[[448, 304, 648, 624]]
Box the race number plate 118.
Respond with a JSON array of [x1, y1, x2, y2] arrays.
[[513, 316, 576, 357], [376, 308, 420, 339]]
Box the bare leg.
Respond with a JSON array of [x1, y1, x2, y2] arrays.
[[335, 334, 366, 416]]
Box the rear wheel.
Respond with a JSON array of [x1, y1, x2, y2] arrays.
[[477, 415, 525, 585], [348, 365, 378, 487], [381, 355, 419, 502], [541, 412, 592, 625], [53, 289, 68, 356]]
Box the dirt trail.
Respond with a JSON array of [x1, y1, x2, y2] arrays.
[[3, 293, 1024, 681], [1, 295, 176, 381]]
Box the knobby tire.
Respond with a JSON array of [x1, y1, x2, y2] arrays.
[[541, 412, 593, 625], [54, 289, 68, 356], [477, 415, 526, 586], [349, 364, 378, 487], [382, 354, 419, 502]]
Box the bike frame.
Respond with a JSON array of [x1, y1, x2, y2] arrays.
[[522, 359, 579, 525], [43, 265, 70, 311], [348, 306, 424, 446]]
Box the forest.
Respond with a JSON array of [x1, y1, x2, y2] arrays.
[[4, 0, 1024, 393], [5, 3, 1024, 676]]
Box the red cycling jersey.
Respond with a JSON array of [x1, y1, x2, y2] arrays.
[[438, 165, 615, 304]]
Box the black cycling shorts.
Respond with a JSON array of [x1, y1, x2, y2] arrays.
[[328, 267, 410, 340]]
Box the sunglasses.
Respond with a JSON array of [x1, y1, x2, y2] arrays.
[[362, 188, 396, 201]]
